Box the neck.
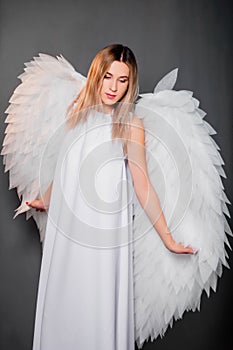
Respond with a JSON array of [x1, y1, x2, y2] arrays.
[[103, 105, 114, 114], [96, 104, 114, 115]]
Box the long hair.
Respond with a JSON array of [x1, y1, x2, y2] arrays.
[[66, 44, 139, 151]]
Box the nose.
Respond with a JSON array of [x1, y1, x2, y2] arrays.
[[109, 79, 117, 92]]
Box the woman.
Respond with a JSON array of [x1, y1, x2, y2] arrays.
[[26, 44, 195, 350], [28, 44, 195, 254], [3, 43, 230, 349]]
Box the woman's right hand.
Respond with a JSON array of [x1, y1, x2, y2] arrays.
[[26, 199, 48, 212]]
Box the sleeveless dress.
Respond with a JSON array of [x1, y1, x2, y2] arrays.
[[32, 109, 135, 350]]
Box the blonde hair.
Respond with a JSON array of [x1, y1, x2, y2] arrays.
[[66, 44, 139, 151]]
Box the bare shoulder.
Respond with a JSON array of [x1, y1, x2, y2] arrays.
[[129, 114, 145, 144], [130, 114, 144, 128]]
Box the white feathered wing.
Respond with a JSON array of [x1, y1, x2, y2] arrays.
[[2, 57, 232, 347], [133, 69, 232, 348], [1, 54, 86, 242]]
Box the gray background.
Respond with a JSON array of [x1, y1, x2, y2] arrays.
[[0, 0, 232, 349]]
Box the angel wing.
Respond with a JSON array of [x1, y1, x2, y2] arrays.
[[133, 69, 232, 348], [1, 54, 86, 242]]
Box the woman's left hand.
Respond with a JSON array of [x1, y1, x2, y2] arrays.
[[168, 242, 197, 254], [165, 239, 197, 255]]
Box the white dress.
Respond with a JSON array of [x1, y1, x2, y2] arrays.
[[32, 109, 135, 350]]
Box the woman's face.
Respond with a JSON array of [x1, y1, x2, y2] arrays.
[[100, 60, 129, 112]]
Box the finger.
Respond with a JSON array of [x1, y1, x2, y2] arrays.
[[178, 246, 192, 254], [188, 246, 198, 254], [186, 247, 196, 254], [181, 244, 195, 254]]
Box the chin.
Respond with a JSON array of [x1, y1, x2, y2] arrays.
[[102, 99, 117, 106]]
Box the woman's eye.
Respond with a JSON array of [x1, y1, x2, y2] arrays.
[[120, 79, 127, 83], [104, 75, 111, 79]]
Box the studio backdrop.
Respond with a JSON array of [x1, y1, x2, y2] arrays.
[[0, 1, 232, 350]]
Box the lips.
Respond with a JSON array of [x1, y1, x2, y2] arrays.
[[106, 93, 116, 99]]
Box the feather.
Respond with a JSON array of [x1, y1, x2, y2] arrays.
[[2, 58, 231, 347], [133, 70, 232, 348], [153, 68, 178, 93], [1, 54, 86, 242]]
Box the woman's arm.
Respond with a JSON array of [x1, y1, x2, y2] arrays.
[[26, 181, 53, 212], [127, 116, 196, 254]]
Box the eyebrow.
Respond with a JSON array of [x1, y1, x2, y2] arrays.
[[105, 72, 129, 79]]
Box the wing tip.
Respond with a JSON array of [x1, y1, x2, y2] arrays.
[[153, 67, 179, 93]]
